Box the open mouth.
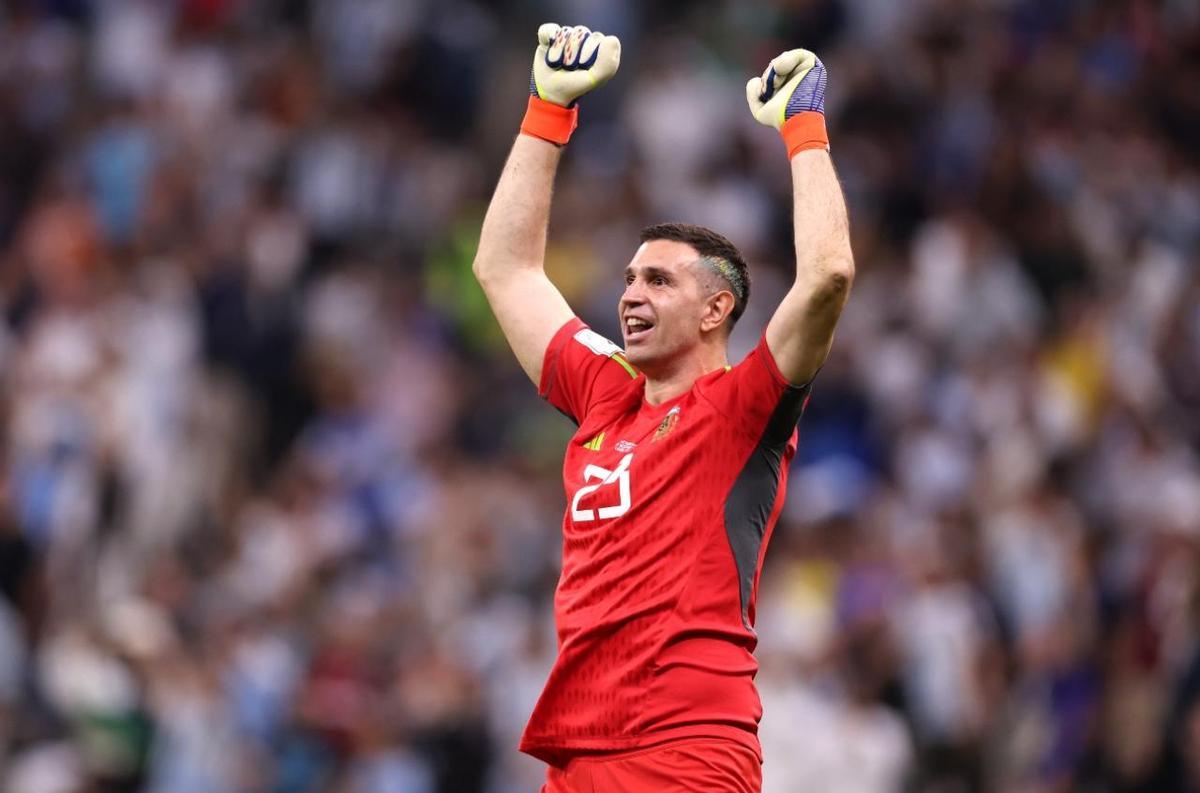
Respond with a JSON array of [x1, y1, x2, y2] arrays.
[[624, 316, 655, 343]]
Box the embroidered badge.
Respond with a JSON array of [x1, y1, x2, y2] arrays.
[[653, 407, 681, 442]]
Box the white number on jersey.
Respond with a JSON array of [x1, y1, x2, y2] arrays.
[[570, 452, 633, 522]]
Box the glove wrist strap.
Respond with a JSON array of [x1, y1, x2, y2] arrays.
[[781, 111, 829, 158], [521, 96, 579, 145]]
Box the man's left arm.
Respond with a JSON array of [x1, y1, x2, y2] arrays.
[[748, 50, 855, 386]]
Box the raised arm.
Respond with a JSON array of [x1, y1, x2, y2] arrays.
[[746, 50, 854, 385], [474, 135, 573, 384], [473, 24, 621, 386]]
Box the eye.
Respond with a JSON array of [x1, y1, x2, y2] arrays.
[[624, 273, 635, 285], [652, 276, 668, 286]]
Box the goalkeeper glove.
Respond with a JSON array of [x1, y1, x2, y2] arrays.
[[746, 49, 829, 158], [521, 23, 621, 146]]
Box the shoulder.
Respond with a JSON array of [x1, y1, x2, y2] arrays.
[[540, 318, 643, 424], [543, 318, 635, 376], [696, 334, 813, 444], [701, 334, 806, 400]]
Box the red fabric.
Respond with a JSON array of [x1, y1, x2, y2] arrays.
[[521, 96, 579, 145], [781, 110, 829, 157], [540, 737, 762, 793], [525, 318, 810, 764]]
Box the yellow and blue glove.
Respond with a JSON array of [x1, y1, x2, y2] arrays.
[[521, 23, 621, 146], [746, 49, 830, 158]]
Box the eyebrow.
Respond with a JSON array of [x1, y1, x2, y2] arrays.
[[624, 265, 673, 281]]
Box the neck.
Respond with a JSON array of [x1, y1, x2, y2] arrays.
[[641, 343, 728, 405]]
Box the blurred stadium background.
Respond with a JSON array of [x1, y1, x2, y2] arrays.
[[0, 0, 1199, 791]]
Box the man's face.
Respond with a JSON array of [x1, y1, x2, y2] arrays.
[[619, 239, 713, 370]]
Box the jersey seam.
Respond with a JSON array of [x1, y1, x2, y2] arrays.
[[723, 434, 773, 630], [724, 383, 801, 629]]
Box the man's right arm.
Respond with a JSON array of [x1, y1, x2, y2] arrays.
[[473, 23, 621, 387], [473, 135, 575, 386]]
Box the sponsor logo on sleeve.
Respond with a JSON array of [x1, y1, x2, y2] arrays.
[[573, 328, 622, 357]]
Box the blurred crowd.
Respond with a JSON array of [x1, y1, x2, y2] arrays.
[[0, 0, 1198, 791]]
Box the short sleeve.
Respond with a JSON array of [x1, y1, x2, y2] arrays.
[[703, 334, 813, 446], [539, 318, 641, 425]]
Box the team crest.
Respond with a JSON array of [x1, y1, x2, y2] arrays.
[[615, 440, 637, 452], [653, 407, 681, 442]]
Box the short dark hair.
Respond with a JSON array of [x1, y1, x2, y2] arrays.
[[639, 222, 751, 327]]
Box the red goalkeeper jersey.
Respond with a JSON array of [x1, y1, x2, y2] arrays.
[[521, 318, 812, 765]]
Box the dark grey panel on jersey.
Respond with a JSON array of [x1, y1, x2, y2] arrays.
[[724, 382, 812, 630]]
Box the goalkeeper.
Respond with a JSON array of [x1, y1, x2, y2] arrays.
[[474, 23, 854, 793]]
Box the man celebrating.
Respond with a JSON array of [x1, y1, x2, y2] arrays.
[[473, 23, 854, 792]]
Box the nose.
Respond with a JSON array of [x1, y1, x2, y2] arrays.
[[621, 278, 645, 307]]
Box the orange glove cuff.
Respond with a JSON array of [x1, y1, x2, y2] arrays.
[[781, 111, 830, 158], [520, 96, 579, 145]]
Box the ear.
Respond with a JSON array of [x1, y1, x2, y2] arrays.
[[700, 290, 736, 334]]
